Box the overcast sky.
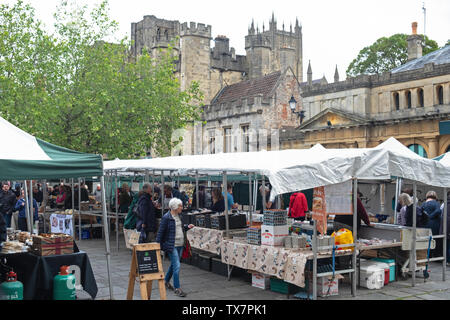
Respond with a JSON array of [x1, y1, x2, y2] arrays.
[[4, 0, 450, 82]]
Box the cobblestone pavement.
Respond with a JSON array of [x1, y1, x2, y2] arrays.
[[77, 235, 450, 300]]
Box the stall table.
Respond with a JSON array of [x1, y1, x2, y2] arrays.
[[0, 248, 97, 300]]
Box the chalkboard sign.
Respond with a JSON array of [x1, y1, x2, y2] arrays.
[[127, 243, 166, 300], [136, 250, 159, 274]]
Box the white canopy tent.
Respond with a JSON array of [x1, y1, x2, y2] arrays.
[[104, 137, 450, 201]]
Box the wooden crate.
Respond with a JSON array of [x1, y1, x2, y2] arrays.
[[31, 234, 73, 256]]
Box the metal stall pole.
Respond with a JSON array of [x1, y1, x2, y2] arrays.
[[71, 179, 75, 238], [248, 173, 253, 226], [29, 180, 34, 234], [312, 219, 318, 300], [195, 171, 200, 209], [145, 170, 149, 184], [223, 171, 230, 238], [151, 170, 155, 195], [100, 175, 114, 300], [23, 180, 32, 233], [78, 178, 82, 241], [115, 171, 119, 252], [443, 187, 447, 281], [412, 182, 417, 287], [394, 178, 399, 225], [262, 175, 266, 213], [351, 178, 358, 297], [161, 171, 165, 214]]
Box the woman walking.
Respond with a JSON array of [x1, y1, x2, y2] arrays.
[[156, 198, 194, 297]]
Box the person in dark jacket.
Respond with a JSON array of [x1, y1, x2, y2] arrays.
[[439, 192, 450, 264], [15, 190, 38, 232], [136, 184, 157, 243], [32, 184, 43, 206], [119, 183, 133, 213], [403, 193, 428, 228], [0, 182, 17, 228], [0, 212, 6, 243], [156, 198, 194, 297], [191, 185, 206, 209], [422, 191, 442, 257], [210, 187, 225, 212]]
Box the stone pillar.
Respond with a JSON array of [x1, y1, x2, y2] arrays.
[[428, 138, 439, 159]]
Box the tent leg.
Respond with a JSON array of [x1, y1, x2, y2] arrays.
[[443, 187, 447, 282], [115, 171, 119, 252], [78, 178, 82, 241], [101, 176, 114, 300], [223, 171, 229, 238]]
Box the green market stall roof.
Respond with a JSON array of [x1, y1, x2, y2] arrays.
[[0, 116, 103, 180]]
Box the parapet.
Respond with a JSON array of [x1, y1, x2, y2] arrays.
[[180, 22, 212, 38]]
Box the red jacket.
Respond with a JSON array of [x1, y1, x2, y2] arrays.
[[289, 192, 308, 218]]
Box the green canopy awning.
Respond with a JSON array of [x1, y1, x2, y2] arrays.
[[0, 116, 103, 180]]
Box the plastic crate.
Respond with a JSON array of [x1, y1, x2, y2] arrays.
[[81, 229, 90, 240], [263, 210, 287, 226], [247, 227, 261, 245], [269, 278, 301, 294], [210, 214, 247, 230]]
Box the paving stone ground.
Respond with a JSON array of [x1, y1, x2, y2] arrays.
[[77, 235, 450, 300]]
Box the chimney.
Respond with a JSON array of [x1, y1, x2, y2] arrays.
[[407, 22, 423, 61]]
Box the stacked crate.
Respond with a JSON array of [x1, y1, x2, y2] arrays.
[[247, 227, 261, 245], [261, 210, 288, 246]]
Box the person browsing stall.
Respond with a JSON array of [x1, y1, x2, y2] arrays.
[[14, 190, 38, 232], [223, 183, 238, 210], [0, 182, 17, 228], [210, 188, 225, 213], [136, 184, 157, 243], [156, 198, 194, 297]]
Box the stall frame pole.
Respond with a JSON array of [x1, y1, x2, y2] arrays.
[[78, 178, 82, 241], [312, 219, 318, 300], [196, 171, 200, 209], [351, 178, 358, 297], [411, 182, 417, 287], [29, 180, 34, 234], [248, 173, 253, 226], [115, 171, 119, 252], [151, 170, 155, 194], [443, 187, 447, 281], [223, 171, 229, 238], [394, 178, 399, 224], [23, 180, 32, 233], [100, 175, 114, 300], [262, 175, 266, 213], [161, 171, 165, 213]]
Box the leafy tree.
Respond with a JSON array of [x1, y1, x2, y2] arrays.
[[0, 0, 203, 159], [346, 33, 440, 77]]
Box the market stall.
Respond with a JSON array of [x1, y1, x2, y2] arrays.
[[0, 116, 113, 300], [104, 137, 449, 299]]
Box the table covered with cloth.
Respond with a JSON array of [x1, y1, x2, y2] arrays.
[[0, 249, 98, 300]]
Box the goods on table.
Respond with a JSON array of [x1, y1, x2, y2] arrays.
[[1, 241, 29, 254], [263, 210, 287, 226], [31, 233, 73, 256], [261, 224, 289, 246], [332, 228, 354, 251], [284, 234, 308, 249], [210, 213, 247, 230], [6, 229, 20, 242], [18, 232, 32, 243], [247, 227, 261, 245]]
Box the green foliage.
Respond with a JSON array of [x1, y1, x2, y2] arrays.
[[0, 0, 203, 159], [346, 33, 440, 77]]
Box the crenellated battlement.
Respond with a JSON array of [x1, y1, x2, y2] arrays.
[[180, 22, 212, 38]]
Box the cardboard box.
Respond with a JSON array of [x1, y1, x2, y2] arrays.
[[317, 276, 339, 297], [261, 225, 289, 246], [252, 273, 271, 290], [31, 234, 73, 256]]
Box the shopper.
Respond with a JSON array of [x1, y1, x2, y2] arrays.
[[223, 183, 238, 209], [288, 191, 308, 221], [396, 193, 409, 226], [191, 185, 206, 208], [259, 185, 283, 210], [158, 185, 174, 211], [56, 185, 66, 209], [32, 184, 43, 207], [334, 191, 373, 232], [0, 182, 17, 228], [94, 185, 102, 203], [14, 190, 38, 232], [422, 191, 442, 257], [210, 188, 225, 212], [439, 192, 450, 265], [156, 198, 194, 297], [0, 212, 6, 242], [119, 183, 133, 213], [403, 193, 428, 228], [136, 183, 157, 243], [64, 185, 73, 210]]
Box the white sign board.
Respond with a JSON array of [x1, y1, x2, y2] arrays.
[[50, 214, 73, 236]]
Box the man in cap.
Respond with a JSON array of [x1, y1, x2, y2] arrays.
[[0, 181, 17, 228]]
